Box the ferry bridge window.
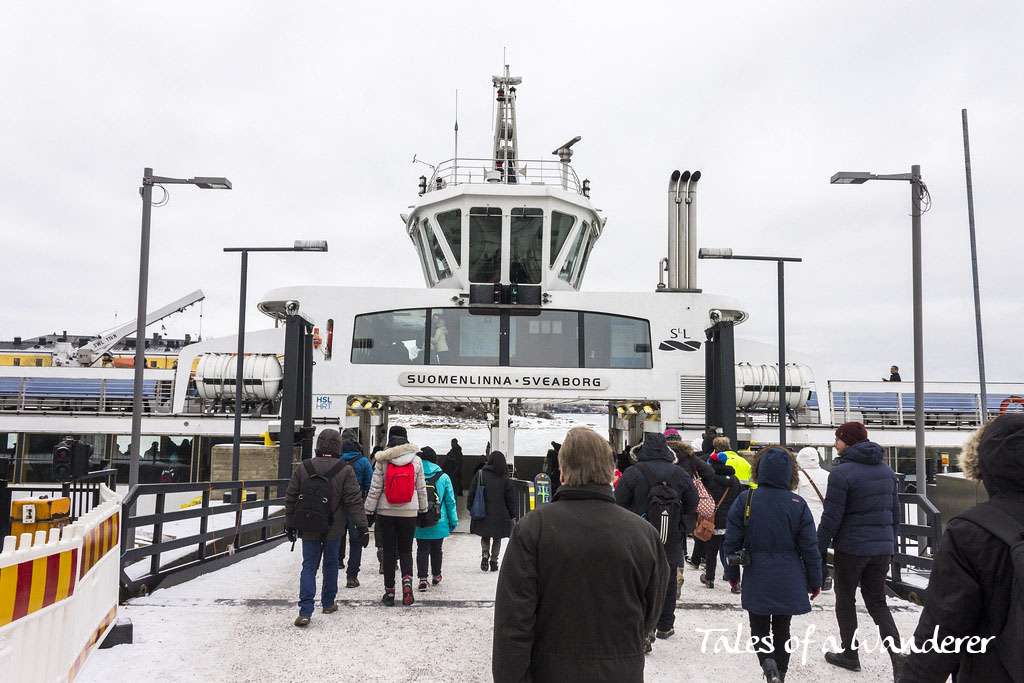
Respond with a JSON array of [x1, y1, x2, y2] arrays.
[[510, 208, 543, 284], [509, 310, 578, 368], [573, 225, 596, 288], [558, 221, 590, 285], [469, 207, 502, 283], [436, 209, 462, 266], [583, 312, 652, 369], [351, 309, 428, 365], [550, 211, 575, 267], [410, 224, 435, 286], [422, 217, 453, 281]]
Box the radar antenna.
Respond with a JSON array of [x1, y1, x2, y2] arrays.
[[492, 65, 522, 183]]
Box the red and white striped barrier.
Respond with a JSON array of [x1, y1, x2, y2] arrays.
[[0, 485, 120, 682]]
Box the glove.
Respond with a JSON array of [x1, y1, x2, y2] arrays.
[[358, 527, 371, 548], [449, 525, 457, 533], [285, 527, 297, 543], [366, 512, 376, 527], [809, 588, 821, 600]]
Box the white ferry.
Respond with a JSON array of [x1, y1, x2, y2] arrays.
[[1, 67, 1017, 488]]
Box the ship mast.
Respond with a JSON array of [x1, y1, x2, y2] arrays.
[[492, 65, 522, 182]]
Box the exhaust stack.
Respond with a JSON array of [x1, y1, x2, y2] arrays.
[[662, 169, 700, 291]]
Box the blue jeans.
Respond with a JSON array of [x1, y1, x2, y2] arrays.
[[341, 515, 362, 580], [298, 537, 342, 616]]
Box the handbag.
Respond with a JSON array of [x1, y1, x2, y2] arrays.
[[469, 470, 487, 520], [693, 475, 715, 520], [693, 487, 730, 542]]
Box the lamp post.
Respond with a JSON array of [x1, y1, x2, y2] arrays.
[[223, 241, 328, 481], [131, 169, 231, 489], [831, 166, 928, 494], [699, 248, 802, 446]]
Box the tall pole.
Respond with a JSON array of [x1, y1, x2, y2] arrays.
[[778, 260, 787, 446], [231, 250, 248, 481], [130, 168, 154, 489], [911, 164, 926, 493], [962, 110, 988, 420]]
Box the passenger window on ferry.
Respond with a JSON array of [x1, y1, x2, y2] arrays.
[[510, 208, 543, 284], [469, 207, 502, 283], [351, 309, 428, 365], [550, 211, 576, 267], [583, 313, 652, 369], [509, 310, 578, 368], [433, 309, 500, 366], [436, 209, 462, 266], [558, 222, 589, 285], [422, 218, 453, 281]]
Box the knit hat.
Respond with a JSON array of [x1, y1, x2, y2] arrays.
[[315, 428, 343, 456], [664, 428, 682, 442], [835, 421, 868, 447], [340, 440, 362, 455], [386, 425, 409, 447], [714, 452, 730, 464], [419, 446, 438, 463]]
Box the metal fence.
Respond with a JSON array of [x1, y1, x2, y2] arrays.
[[0, 373, 174, 413], [426, 157, 584, 194], [827, 380, 1024, 428], [119, 479, 288, 599], [887, 492, 942, 604], [0, 469, 117, 537]]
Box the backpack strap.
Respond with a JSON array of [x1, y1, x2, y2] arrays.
[[741, 488, 754, 553], [426, 471, 443, 487], [955, 500, 1024, 548], [324, 460, 348, 481], [713, 487, 730, 510], [636, 462, 658, 488], [797, 465, 826, 504], [303, 459, 316, 478]]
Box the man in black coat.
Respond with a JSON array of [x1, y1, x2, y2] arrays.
[[615, 431, 698, 642], [493, 427, 668, 683], [818, 421, 903, 677], [903, 413, 1024, 682]]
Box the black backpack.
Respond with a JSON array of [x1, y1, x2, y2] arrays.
[[418, 471, 444, 528], [955, 497, 1024, 681], [293, 459, 347, 538], [636, 463, 685, 546]]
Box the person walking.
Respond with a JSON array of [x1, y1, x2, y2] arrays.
[[666, 433, 714, 593], [468, 449, 516, 571], [493, 426, 668, 682], [545, 441, 562, 495], [364, 425, 428, 606], [338, 438, 373, 588], [902, 413, 1024, 682], [690, 451, 742, 591], [615, 431, 698, 645], [414, 446, 458, 590], [284, 429, 369, 627], [712, 435, 753, 486], [795, 446, 829, 527], [722, 447, 822, 682], [818, 421, 904, 679]]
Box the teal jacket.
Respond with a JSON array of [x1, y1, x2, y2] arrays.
[[415, 460, 458, 540]]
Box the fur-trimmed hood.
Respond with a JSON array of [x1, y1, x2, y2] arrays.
[[960, 413, 1024, 495], [751, 447, 799, 491], [374, 442, 419, 466]]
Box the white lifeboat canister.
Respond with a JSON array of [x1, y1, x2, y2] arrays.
[[194, 353, 284, 402], [734, 362, 812, 411]]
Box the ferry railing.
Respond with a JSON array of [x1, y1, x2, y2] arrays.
[[425, 157, 584, 195], [827, 379, 1024, 428], [0, 368, 175, 414], [118, 478, 288, 600], [888, 492, 942, 605]]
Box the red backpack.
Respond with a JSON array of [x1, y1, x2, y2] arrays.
[[385, 461, 415, 504]]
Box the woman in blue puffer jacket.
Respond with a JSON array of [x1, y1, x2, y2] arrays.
[[413, 447, 458, 591], [722, 447, 822, 683]]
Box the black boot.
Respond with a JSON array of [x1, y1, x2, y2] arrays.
[[761, 657, 782, 683], [890, 651, 907, 682], [825, 650, 861, 672], [377, 548, 384, 575], [481, 551, 489, 572]]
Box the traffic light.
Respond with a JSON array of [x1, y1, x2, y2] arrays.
[[52, 439, 91, 481], [52, 440, 73, 480]]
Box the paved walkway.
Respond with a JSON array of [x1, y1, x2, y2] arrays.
[[82, 504, 923, 682]]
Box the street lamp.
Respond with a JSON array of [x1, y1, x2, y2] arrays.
[[223, 240, 328, 481], [132, 169, 231, 489], [831, 166, 928, 495], [699, 248, 802, 446]]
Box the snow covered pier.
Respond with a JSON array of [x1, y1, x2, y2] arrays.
[[81, 531, 922, 682]]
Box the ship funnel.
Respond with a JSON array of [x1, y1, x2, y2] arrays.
[[665, 169, 700, 290]]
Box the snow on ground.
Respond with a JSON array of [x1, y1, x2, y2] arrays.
[[83, 521, 922, 681]]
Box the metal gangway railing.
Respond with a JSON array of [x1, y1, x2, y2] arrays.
[[425, 157, 585, 194], [0, 367, 175, 414], [118, 479, 288, 600]]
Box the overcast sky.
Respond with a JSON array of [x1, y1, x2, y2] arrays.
[[2, 2, 1021, 383]]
